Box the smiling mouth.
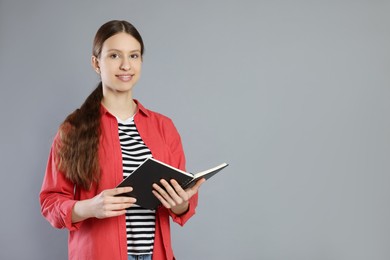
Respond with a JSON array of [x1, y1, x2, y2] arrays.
[[116, 75, 134, 81]]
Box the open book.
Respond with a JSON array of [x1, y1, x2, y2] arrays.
[[116, 157, 229, 209]]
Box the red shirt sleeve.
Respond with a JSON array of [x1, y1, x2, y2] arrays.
[[39, 134, 82, 231]]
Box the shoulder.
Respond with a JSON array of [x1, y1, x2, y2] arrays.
[[136, 100, 176, 126]]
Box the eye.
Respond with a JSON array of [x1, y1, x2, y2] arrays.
[[130, 53, 140, 59], [109, 53, 120, 59]]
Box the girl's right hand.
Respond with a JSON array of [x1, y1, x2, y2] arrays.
[[72, 187, 136, 223]]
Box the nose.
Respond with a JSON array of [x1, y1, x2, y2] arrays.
[[120, 58, 131, 71]]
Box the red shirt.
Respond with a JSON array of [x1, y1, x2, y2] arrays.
[[40, 100, 198, 260]]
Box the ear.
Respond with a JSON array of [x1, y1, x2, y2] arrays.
[[91, 56, 100, 74]]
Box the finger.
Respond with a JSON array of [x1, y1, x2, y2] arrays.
[[101, 190, 136, 204], [159, 179, 184, 204], [98, 197, 137, 214], [110, 196, 137, 204], [111, 187, 133, 195], [187, 178, 206, 193], [102, 187, 133, 197], [152, 190, 172, 209], [181, 178, 205, 200], [169, 179, 188, 201], [104, 202, 135, 211], [153, 182, 177, 206], [169, 179, 184, 192]]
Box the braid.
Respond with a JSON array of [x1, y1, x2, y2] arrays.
[[57, 83, 103, 190]]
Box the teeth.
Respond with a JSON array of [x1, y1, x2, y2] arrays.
[[118, 75, 132, 80]]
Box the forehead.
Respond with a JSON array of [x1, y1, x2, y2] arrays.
[[102, 32, 141, 52]]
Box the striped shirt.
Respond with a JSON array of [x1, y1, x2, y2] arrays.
[[117, 116, 156, 255]]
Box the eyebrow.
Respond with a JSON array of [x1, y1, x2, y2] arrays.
[[106, 49, 141, 53]]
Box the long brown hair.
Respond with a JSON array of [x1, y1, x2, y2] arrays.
[[56, 20, 144, 190]]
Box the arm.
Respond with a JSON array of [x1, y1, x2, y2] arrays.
[[39, 140, 80, 230], [39, 136, 136, 229], [71, 187, 136, 222], [154, 119, 201, 224]]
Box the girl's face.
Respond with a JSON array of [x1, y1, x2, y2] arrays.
[[92, 32, 142, 94]]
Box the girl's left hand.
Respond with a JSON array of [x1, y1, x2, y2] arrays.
[[152, 178, 205, 215]]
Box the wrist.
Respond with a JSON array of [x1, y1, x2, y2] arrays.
[[72, 199, 93, 223], [171, 201, 189, 215]]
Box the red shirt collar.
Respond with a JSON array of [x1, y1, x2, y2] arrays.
[[100, 99, 150, 118]]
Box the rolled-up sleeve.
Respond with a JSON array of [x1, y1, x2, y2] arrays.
[[39, 136, 82, 231]]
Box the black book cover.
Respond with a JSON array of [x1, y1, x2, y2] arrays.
[[116, 157, 228, 209]]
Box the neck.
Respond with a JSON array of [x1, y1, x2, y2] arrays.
[[101, 89, 137, 121]]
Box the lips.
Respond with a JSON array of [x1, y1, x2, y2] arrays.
[[116, 74, 134, 82]]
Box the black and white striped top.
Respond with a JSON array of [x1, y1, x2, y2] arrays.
[[117, 116, 156, 255]]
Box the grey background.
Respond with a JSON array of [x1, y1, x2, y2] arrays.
[[0, 0, 389, 259]]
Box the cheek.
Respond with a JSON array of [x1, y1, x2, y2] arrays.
[[100, 64, 116, 76], [99, 68, 113, 82], [134, 63, 142, 73]]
